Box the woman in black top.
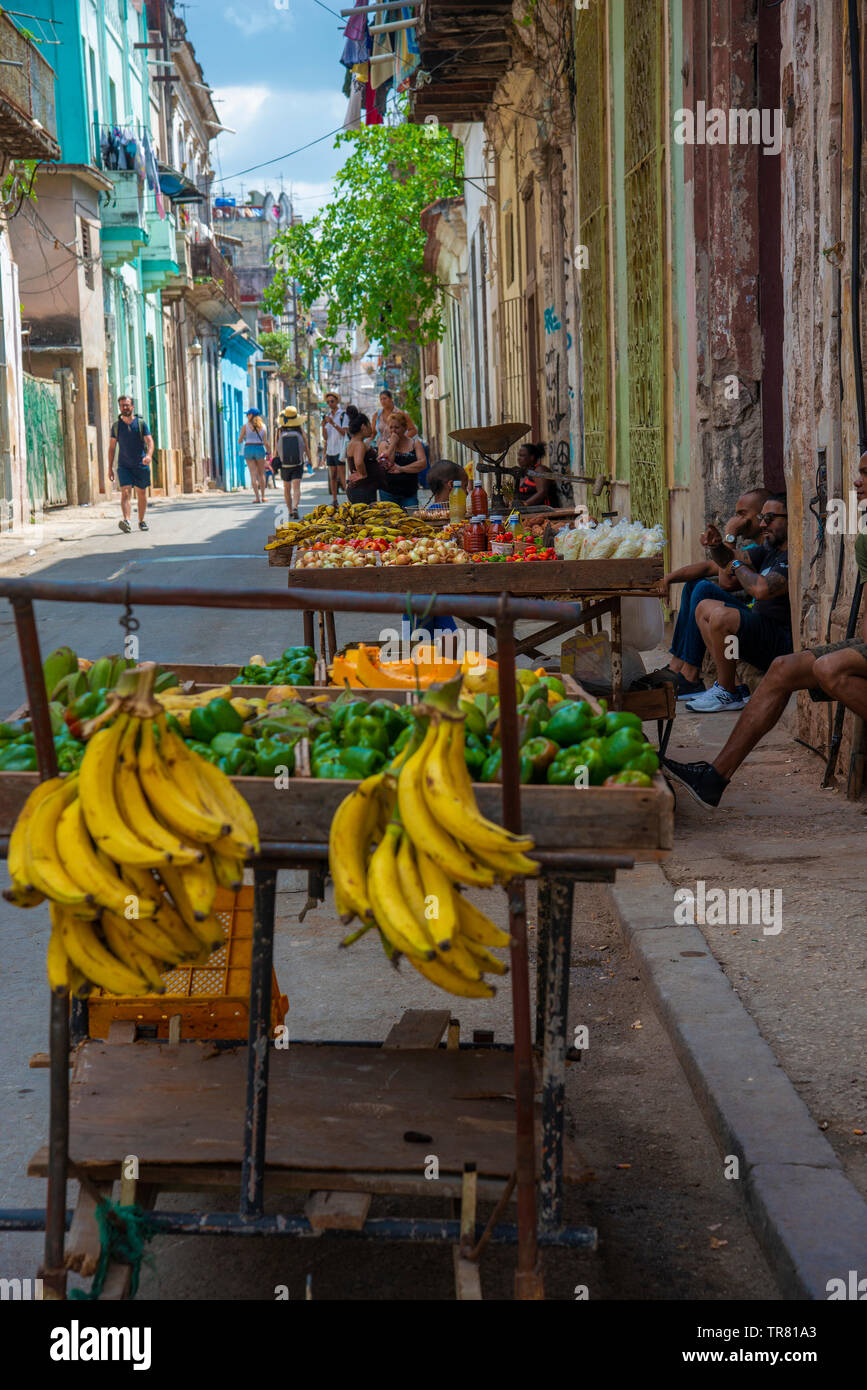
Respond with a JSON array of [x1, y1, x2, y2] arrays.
[[378, 410, 426, 509], [344, 408, 380, 504], [516, 442, 559, 508]]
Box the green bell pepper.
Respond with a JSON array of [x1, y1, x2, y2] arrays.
[[207, 697, 244, 734], [544, 701, 595, 748], [315, 758, 351, 779], [255, 738, 295, 778], [604, 769, 653, 787], [366, 699, 407, 742], [601, 711, 643, 737], [523, 737, 560, 778], [189, 705, 219, 743], [217, 748, 256, 776], [164, 712, 183, 737], [330, 699, 370, 733], [0, 720, 29, 741], [342, 746, 387, 778], [56, 741, 84, 772], [622, 747, 659, 778], [602, 727, 648, 771], [187, 740, 220, 764], [523, 682, 550, 707], [210, 731, 256, 758], [282, 646, 315, 664], [342, 715, 390, 755], [481, 749, 502, 783], [546, 747, 588, 786], [515, 705, 542, 744], [391, 725, 413, 756], [464, 741, 487, 779]]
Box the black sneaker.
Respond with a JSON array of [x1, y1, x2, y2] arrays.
[[661, 757, 729, 808], [139, 520, 149, 531], [118, 518, 131, 534], [675, 674, 706, 700]]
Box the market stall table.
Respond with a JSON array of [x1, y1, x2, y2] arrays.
[[0, 579, 673, 1301]]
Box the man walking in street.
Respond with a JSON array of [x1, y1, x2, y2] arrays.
[[108, 396, 154, 534], [322, 392, 349, 505]]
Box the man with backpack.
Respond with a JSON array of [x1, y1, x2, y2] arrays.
[[274, 406, 311, 520], [108, 396, 154, 534], [322, 392, 349, 505]]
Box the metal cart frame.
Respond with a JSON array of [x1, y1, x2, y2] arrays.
[[0, 578, 636, 1301]]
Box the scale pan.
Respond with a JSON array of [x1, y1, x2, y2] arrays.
[[449, 423, 530, 454]]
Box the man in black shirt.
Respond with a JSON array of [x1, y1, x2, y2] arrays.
[[108, 396, 154, 534], [679, 494, 792, 712]]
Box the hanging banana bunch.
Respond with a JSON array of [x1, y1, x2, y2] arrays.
[[4, 664, 259, 997], [329, 676, 537, 998]]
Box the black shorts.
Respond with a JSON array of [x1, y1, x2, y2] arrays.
[[806, 637, 867, 702], [735, 608, 793, 671], [281, 465, 303, 482], [117, 462, 151, 490], [326, 454, 343, 468]]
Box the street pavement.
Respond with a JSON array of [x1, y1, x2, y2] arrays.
[[0, 475, 783, 1299]]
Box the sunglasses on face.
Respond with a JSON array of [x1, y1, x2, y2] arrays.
[[758, 512, 785, 523]]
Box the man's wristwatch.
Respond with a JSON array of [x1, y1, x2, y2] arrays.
[[731, 560, 743, 571]]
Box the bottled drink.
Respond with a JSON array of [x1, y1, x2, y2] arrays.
[[487, 514, 503, 547], [449, 482, 467, 522], [470, 481, 489, 518], [463, 516, 487, 553]]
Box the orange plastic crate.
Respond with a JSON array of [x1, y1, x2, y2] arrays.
[[87, 886, 289, 1042]]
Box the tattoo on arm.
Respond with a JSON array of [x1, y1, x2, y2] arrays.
[[709, 541, 734, 567]]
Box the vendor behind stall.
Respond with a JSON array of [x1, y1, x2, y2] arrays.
[[517, 443, 560, 508], [419, 459, 469, 517]]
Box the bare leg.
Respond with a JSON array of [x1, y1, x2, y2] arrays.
[[714, 651, 818, 779], [813, 650, 867, 718], [291, 476, 301, 512], [120, 486, 132, 522], [696, 600, 740, 693], [329, 467, 339, 505], [337, 465, 346, 495], [282, 480, 293, 517]]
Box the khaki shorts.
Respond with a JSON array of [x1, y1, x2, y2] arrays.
[[806, 637, 867, 702]]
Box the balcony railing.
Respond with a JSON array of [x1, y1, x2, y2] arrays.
[[190, 239, 242, 316], [0, 12, 59, 159]]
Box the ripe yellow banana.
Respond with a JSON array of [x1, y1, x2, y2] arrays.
[[414, 846, 459, 951], [461, 937, 509, 976], [397, 723, 496, 889], [454, 893, 512, 949], [5, 882, 45, 908], [46, 920, 71, 992], [80, 716, 175, 866], [157, 857, 217, 924], [408, 954, 496, 999], [24, 777, 94, 908], [150, 897, 208, 961], [57, 906, 149, 995], [101, 911, 167, 992], [56, 796, 157, 919], [211, 849, 244, 892], [160, 726, 258, 856], [7, 776, 60, 896], [367, 824, 436, 961], [184, 912, 226, 952], [423, 718, 535, 857], [471, 845, 540, 880], [138, 718, 229, 844], [395, 829, 427, 921], [115, 720, 202, 863], [328, 773, 387, 924]]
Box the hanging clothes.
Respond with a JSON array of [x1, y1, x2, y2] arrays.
[[364, 80, 382, 125], [344, 77, 364, 130]]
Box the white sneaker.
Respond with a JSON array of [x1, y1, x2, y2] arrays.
[[684, 681, 748, 712]]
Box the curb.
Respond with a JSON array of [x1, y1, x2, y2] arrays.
[[609, 863, 867, 1301]]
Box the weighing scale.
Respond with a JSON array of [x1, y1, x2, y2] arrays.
[[449, 422, 530, 511]]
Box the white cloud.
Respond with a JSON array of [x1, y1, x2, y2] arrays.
[[210, 84, 347, 206], [223, 2, 296, 37]]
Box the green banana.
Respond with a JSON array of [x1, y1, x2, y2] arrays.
[[154, 669, 180, 694], [108, 656, 128, 687], [43, 647, 78, 698], [87, 657, 113, 693], [51, 671, 87, 705]]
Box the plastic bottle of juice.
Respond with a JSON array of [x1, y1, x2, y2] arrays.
[[449, 482, 467, 522]]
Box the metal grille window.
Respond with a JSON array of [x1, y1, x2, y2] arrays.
[[499, 294, 526, 424], [80, 219, 94, 290]]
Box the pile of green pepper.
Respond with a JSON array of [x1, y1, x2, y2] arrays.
[[232, 646, 316, 688], [176, 695, 297, 777], [0, 713, 85, 773], [311, 698, 412, 780], [459, 677, 659, 787]]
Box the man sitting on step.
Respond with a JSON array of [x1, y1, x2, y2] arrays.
[[664, 461, 867, 807]]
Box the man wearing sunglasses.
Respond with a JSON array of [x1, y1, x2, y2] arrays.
[[665, 465, 867, 807]]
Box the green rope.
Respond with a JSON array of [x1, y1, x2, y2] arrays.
[[68, 1199, 155, 1301]]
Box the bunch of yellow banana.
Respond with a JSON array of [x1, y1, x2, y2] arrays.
[[5, 682, 260, 997], [266, 500, 441, 552], [329, 714, 536, 998]]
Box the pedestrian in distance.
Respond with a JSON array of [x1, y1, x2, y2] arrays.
[[372, 388, 418, 446], [274, 406, 311, 520], [322, 391, 349, 505], [238, 408, 268, 504], [378, 409, 426, 510], [108, 395, 153, 534], [344, 407, 379, 504]]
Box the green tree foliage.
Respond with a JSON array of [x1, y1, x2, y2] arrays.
[[264, 123, 462, 358], [257, 330, 295, 371]]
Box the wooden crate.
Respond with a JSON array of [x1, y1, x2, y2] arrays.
[[279, 556, 662, 595]]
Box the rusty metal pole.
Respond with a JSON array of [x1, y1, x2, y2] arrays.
[[496, 597, 543, 1299], [11, 598, 67, 1298]]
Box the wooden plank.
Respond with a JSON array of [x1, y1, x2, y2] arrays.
[[65, 1181, 113, 1277], [0, 771, 674, 855], [305, 1190, 371, 1231], [383, 1009, 451, 1050], [98, 1183, 157, 1301], [283, 556, 662, 596], [53, 1042, 531, 1178], [454, 1164, 482, 1300]]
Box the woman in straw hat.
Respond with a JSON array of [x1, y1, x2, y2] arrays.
[[274, 406, 311, 519]]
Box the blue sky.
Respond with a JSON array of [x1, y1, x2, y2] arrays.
[[186, 0, 351, 212]]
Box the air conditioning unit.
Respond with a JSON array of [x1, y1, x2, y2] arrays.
[[104, 313, 116, 341]]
